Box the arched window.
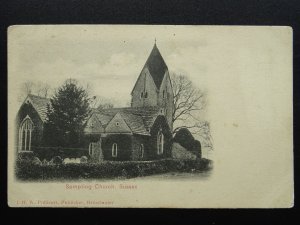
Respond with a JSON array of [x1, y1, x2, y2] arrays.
[[89, 142, 96, 156], [144, 92, 148, 98], [139, 144, 144, 159], [112, 143, 118, 157], [157, 130, 164, 155], [162, 90, 165, 99], [19, 117, 34, 152], [140, 92, 144, 98]]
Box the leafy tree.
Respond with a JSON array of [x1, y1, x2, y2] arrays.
[[43, 79, 90, 147], [173, 128, 195, 150], [173, 128, 202, 158]]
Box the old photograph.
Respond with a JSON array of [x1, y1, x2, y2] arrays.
[[8, 25, 293, 208]]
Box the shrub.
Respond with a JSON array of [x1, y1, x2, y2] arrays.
[[32, 157, 42, 165], [18, 151, 34, 161], [50, 156, 63, 165], [192, 140, 202, 159], [42, 159, 49, 165], [80, 156, 88, 163], [173, 128, 194, 150], [173, 128, 202, 158], [15, 158, 213, 181]]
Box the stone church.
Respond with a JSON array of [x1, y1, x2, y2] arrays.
[[84, 43, 174, 161], [16, 43, 174, 161]]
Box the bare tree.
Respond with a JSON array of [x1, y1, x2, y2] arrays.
[[18, 81, 53, 103], [22, 81, 35, 95], [36, 82, 51, 98], [18, 81, 35, 102], [171, 73, 213, 148]]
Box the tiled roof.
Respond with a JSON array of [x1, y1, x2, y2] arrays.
[[91, 107, 161, 135], [144, 43, 168, 89], [27, 94, 51, 122], [119, 111, 148, 135]]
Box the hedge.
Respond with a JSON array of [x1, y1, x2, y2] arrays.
[[15, 158, 212, 181], [31, 146, 89, 160]]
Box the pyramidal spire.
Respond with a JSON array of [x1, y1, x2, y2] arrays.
[[130, 42, 169, 94], [143, 41, 168, 89]]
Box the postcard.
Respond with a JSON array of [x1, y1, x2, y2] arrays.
[[7, 25, 293, 208]]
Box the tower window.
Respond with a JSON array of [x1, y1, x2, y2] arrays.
[[140, 92, 144, 98], [112, 143, 118, 157], [163, 90, 165, 99], [144, 92, 148, 98]]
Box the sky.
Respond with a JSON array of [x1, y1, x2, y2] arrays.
[[9, 25, 212, 107], [9, 25, 292, 129]]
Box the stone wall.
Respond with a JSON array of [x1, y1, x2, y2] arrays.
[[101, 134, 132, 161], [131, 67, 158, 107]]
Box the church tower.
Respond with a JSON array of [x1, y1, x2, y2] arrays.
[[131, 42, 174, 130]]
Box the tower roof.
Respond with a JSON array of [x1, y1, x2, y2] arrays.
[[143, 43, 168, 89]]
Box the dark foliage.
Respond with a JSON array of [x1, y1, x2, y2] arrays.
[[173, 128, 202, 158], [15, 158, 212, 181], [192, 140, 202, 158], [43, 79, 90, 148], [173, 128, 195, 150]]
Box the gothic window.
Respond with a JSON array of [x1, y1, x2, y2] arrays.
[[144, 92, 148, 98], [139, 144, 144, 159], [112, 143, 118, 157], [157, 130, 164, 155], [140, 92, 144, 98], [163, 90, 165, 99], [19, 117, 34, 152]]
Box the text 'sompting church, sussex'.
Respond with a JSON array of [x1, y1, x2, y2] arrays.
[[16, 43, 174, 161]]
